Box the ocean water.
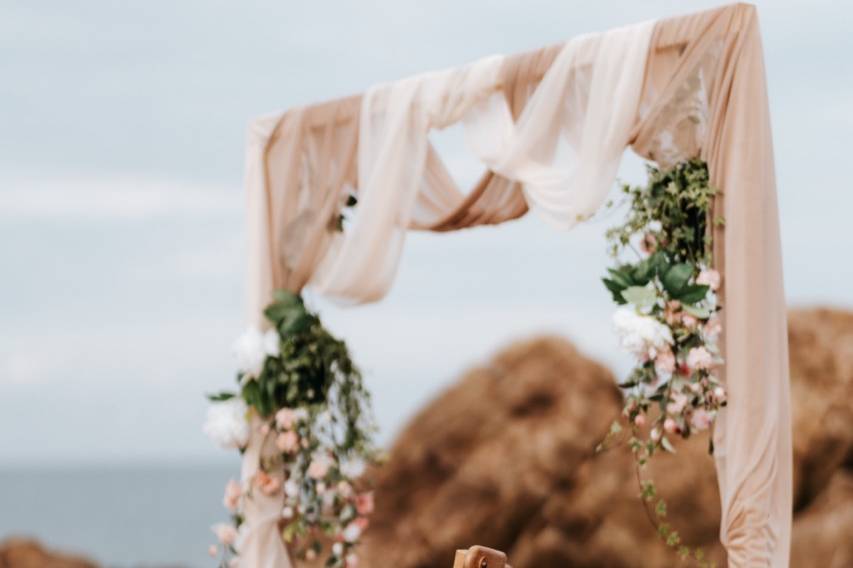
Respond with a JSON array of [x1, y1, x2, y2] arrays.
[[0, 463, 237, 568]]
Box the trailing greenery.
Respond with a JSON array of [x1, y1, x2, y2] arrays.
[[598, 159, 725, 567], [206, 290, 377, 567]]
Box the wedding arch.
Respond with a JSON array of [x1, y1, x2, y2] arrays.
[[225, 4, 791, 567]]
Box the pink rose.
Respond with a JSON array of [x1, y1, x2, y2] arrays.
[[640, 233, 658, 254], [663, 417, 678, 434], [222, 479, 241, 512], [654, 347, 676, 377], [208, 545, 218, 558], [704, 316, 722, 341], [337, 480, 354, 499], [211, 523, 237, 546], [254, 471, 281, 495], [664, 301, 682, 326], [308, 454, 333, 480], [275, 408, 297, 430], [633, 414, 646, 427], [666, 392, 688, 415], [276, 431, 300, 453], [355, 492, 375, 516], [696, 268, 721, 291], [691, 409, 713, 431], [687, 346, 714, 370]]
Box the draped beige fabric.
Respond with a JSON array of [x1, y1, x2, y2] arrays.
[[242, 3, 790, 566]]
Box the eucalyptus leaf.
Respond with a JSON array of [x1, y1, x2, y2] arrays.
[[206, 391, 236, 402], [661, 263, 693, 295], [621, 285, 657, 309], [602, 278, 628, 305], [674, 284, 710, 304], [607, 267, 635, 288], [682, 304, 711, 318]]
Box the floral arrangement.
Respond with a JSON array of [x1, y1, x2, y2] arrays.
[[204, 290, 378, 568], [599, 159, 725, 565]]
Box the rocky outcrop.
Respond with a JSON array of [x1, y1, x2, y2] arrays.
[[360, 308, 853, 567], [0, 539, 98, 568]]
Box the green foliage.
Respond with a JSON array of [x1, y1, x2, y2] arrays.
[[602, 159, 722, 567], [606, 158, 716, 265]]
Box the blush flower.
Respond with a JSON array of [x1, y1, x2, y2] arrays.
[[691, 409, 714, 431], [664, 300, 682, 326], [275, 408, 298, 430], [696, 268, 721, 291], [687, 346, 714, 370], [355, 492, 375, 516], [666, 392, 688, 415], [276, 431, 300, 453], [223, 479, 242, 512], [704, 315, 722, 341], [640, 233, 658, 254], [308, 454, 333, 480], [254, 471, 282, 496], [337, 480, 354, 498], [654, 347, 676, 378], [211, 523, 238, 546]]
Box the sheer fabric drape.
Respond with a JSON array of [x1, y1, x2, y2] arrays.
[[241, 4, 790, 566]]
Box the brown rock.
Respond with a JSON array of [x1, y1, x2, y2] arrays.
[[360, 308, 853, 568], [0, 539, 97, 568]]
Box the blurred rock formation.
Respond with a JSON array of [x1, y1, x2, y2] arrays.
[[359, 308, 853, 567], [0, 539, 97, 568]]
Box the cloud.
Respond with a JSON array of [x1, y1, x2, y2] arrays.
[[0, 174, 240, 220]]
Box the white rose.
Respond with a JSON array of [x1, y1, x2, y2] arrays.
[[284, 479, 300, 498], [203, 398, 250, 450], [340, 458, 366, 479], [612, 307, 673, 359], [233, 327, 280, 380], [342, 522, 362, 543]]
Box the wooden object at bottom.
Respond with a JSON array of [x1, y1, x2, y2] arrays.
[[453, 546, 511, 568]]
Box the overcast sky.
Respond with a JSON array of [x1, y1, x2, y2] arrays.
[[1, 0, 851, 466]]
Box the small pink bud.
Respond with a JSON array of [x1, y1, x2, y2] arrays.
[[664, 418, 678, 434], [634, 414, 646, 427]]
